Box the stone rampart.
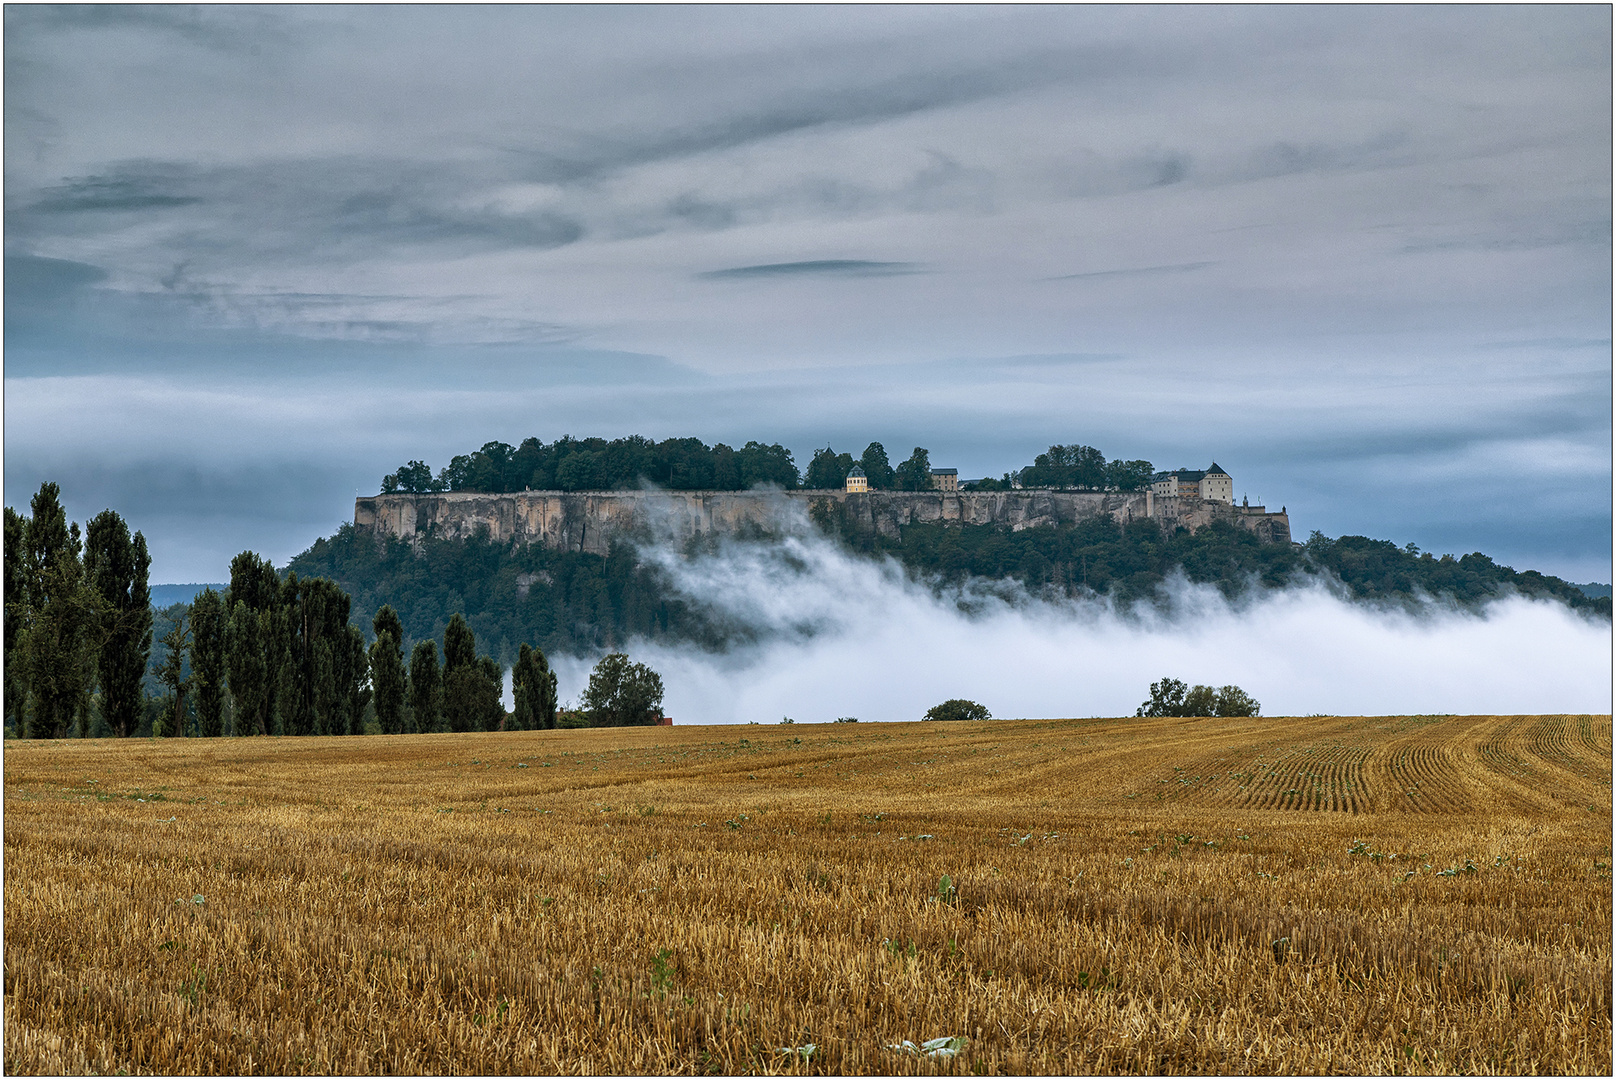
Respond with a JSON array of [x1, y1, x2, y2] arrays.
[[353, 489, 1290, 555]]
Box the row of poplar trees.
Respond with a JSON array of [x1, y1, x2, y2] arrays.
[[4, 482, 558, 738], [4, 483, 155, 738]]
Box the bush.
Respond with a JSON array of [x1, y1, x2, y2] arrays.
[[1136, 676, 1260, 718], [580, 653, 665, 727], [923, 699, 992, 722]]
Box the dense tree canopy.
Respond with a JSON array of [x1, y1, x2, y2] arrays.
[[923, 699, 992, 722], [84, 508, 153, 738], [385, 436, 804, 495], [894, 447, 933, 491], [15, 483, 100, 739], [858, 443, 896, 490], [381, 435, 1178, 494], [804, 447, 856, 490], [1137, 677, 1261, 718], [580, 653, 664, 727]]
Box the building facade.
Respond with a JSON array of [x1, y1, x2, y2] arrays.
[[1151, 464, 1233, 505]]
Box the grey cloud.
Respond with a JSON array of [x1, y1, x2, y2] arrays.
[[3, 252, 108, 302], [11, 156, 585, 259], [699, 260, 926, 281], [1050, 262, 1216, 282], [28, 164, 203, 213], [507, 41, 1149, 188], [5, 5, 305, 55], [1400, 219, 1612, 255], [1476, 337, 1612, 351]]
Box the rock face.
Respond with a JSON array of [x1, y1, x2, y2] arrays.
[[355, 490, 1291, 554]]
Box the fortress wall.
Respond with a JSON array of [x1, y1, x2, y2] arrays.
[[353, 489, 1290, 555]]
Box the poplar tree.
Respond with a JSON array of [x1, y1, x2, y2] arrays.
[[154, 614, 192, 737], [369, 605, 406, 734], [229, 552, 284, 732], [5, 506, 29, 733], [189, 587, 226, 737], [512, 643, 557, 730], [441, 613, 481, 732], [84, 510, 154, 737], [341, 624, 370, 735], [476, 655, 505, 731], [409, 639, 442, 734], [226, 601, 268, 735], [20, 483, 97, 739]]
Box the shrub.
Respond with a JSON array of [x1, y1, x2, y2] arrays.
[[923, 699, 992, 722]]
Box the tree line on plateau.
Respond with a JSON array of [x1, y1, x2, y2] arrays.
[[379, 435, 1158, 494], [3, 482, 668, 740]]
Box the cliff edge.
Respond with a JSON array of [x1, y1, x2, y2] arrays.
[[354, 489, 1291, 556]]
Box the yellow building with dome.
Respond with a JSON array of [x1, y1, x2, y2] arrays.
[[845, 465, 868, 493]]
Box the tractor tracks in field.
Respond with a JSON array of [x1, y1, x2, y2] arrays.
[[1133, 715, 1612, 816]]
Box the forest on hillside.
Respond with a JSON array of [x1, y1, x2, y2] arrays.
[[378, 436, 1160, 494], [284, 512, 1610, 664]]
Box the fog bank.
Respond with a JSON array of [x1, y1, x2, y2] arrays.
[[544, 516, 1612, 724]]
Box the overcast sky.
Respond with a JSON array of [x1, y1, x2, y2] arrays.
[[5, 4, 1610, 585]]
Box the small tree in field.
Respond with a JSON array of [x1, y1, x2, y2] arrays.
[[581, 653, 664, 727], [1136, 677, 1187, 717], [923, 699, 992, 722], [1137, 676, 1260, 718], [1213, 685, 1261, 717]]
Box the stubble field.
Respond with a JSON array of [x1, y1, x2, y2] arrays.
[[4, 712, 1611, 1074]]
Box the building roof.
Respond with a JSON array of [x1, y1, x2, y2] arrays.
[[1153, 465, 1232, 483], [847, 464, 866, 477], [930, 467, 958, 475]]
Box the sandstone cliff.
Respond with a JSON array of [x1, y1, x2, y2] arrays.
[[354, 489, 1290, 555]]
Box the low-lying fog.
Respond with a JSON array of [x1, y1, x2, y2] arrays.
[[541, 512, 1612, 724]]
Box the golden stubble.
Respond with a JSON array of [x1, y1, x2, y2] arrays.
[[4, 713, 1610, 1074]]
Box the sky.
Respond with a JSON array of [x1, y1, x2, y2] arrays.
[[4, 4, 1611, 586]]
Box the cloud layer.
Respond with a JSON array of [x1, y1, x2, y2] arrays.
[[3, 6, 1609, 584], [538, 518, 1614, 723]]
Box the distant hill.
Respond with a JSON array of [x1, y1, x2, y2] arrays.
[[149, 583, 226, 608], [1573, 582, 1613, 599], [281, 515, 1610, 665]]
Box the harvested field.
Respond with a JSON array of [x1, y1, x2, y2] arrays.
[[4, 713, 1611, 1074]]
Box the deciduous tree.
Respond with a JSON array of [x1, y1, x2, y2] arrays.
[[581, 653, 664, 727], [369, 605, 406, 734], [189, 587, 226, 737], [1136, 676, 1188, 718], [3, 506, 26, 732], [154, 614, 192, 737], [409, 639, 442, 734], [922, 699, 992, 722], [226, 601, 269, 736], [84, 509, 154, 739], [894, 447, 933, 491], [859, 443, 896, 490], [20, 483, 98, 739], [512, 642, 557, 730], [805, 447, 854, 490]]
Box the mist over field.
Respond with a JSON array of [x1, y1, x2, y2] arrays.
[[544, 513, 1613, 724]]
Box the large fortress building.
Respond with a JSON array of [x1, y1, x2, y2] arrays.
[[1151, 464, 1233, 503], [355, 465, 1290, 557]]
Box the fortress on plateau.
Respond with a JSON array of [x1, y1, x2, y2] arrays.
[[354, 463, 1291, 556]]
